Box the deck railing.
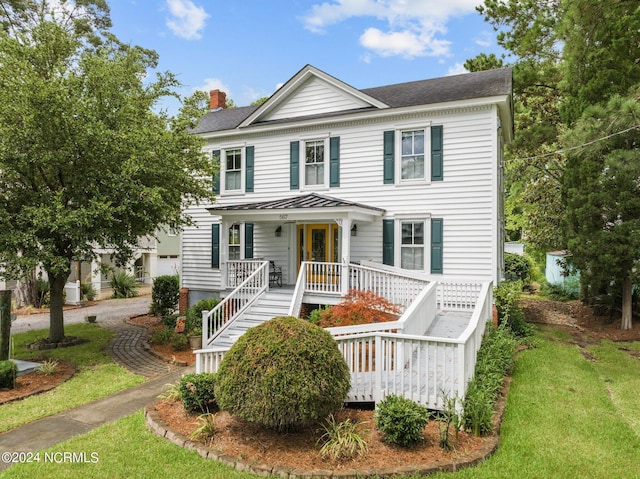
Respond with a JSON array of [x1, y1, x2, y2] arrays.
[[195, 346, 226, 374], [201, 260, 268, 347], [226, 259, 266, 289], [333, 280, 492, 410], [326, 281, 438, 338], [349, 263, 429, 308], [438, 281, 483, 310]]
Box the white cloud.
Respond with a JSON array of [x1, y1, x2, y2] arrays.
[[446, 63, 468, 76], [165, 0, 209, 40], [193, 78, 232, 98], [474, 31, 493, 48], [302, 0, 478, 59]]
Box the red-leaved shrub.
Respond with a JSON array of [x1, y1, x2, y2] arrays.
[[319, 289, 401, 328]]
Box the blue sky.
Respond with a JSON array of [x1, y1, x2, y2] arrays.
[[108, 0, 505, 112]]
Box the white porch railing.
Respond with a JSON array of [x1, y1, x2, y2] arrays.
[[438, 281, 483, 310], [226, 259, 266, 289], [201, 260, 269, 347], [326, 281, 438, 338], [333, 280, 492, 410], [195, 346, 226, 374], [349, 263, 429, 308], [288, 261, 430, 317]]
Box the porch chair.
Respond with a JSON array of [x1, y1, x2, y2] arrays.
[[269, 261, 283, 287]]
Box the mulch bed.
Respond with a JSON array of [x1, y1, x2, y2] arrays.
[[0, 360, 76, 404]]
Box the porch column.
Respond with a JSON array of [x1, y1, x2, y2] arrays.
[[340, 218, 352, 295], [90, 257, 101, 297]]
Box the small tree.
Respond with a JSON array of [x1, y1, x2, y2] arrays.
[[150, 275, 180, 318], [0, 5, 214, 342]]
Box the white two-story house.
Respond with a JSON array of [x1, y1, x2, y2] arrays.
[[182, 65, 513, 409]]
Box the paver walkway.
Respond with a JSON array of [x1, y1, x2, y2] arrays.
[[0, 304, 192, 472]]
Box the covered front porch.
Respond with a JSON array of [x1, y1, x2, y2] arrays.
[[209, 193, 385, 291]]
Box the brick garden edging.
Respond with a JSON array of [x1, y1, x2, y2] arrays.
[[144, 378, 509, 478]]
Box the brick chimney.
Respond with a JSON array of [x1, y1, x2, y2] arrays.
[[209, 89, 227, 110]]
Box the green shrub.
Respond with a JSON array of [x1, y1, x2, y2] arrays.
[[374, 395, 430, 447], [494, 280, 534, 339], [540, 278, 580, 302], [149, 326, 173, 345], [462, 323, 518, 436], [150, 275, 180, 318], [504, 252, 533, 286], [162, 313, 179, 330], [178, 373, 217, 413], [81, 281, 96, 301], [307, 306, 327, 326], [170, 333, 188, 351], [185, 297, 219, 334], [0, 360, 17, 389], [216, 316, 351, 431], [110, 271, 139, 298]]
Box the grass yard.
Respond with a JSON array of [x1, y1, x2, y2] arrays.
[[1, 323, 145, 432], [3, 325, 639, 478]]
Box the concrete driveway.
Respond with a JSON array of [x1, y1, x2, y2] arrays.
[[10, 295, 152, 334]]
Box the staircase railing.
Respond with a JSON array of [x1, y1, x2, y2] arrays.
[[349, 262, 429, 308], [202, 260, 269, 347]]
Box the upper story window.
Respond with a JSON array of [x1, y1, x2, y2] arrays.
[[401, 130, 425, 180], [383, 125, 443, 185], [225, 149, 242, 191], [304, 139, 326, 186]]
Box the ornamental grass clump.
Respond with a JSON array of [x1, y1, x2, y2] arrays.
[[215, 316, 351, 431], [374, 394, 430, 447]]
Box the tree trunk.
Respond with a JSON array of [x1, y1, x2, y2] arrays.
[[0, 290, 12, 360], [14, 270, 37, 308], [48, 272, 68, 343], [621, 275, 633, 330]]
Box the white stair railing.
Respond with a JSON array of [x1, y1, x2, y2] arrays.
[[201, 260, 269, 347]]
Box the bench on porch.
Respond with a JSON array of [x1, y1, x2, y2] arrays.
[[269, 261, 282, 287]]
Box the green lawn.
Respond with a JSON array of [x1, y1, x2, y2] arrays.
[[3, 325, 640, 478], [1, 323, 145, 432]]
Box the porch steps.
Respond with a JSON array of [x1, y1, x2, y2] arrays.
[[212, 288, 293, 348]]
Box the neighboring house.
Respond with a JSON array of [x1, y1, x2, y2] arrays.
[[156, 227, 181, 277], [182, 65, 513, 410]]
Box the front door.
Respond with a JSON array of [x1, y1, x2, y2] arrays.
[[297, 224, 339, 282]]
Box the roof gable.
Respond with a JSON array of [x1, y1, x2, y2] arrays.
[[239, 65, 388, 127]]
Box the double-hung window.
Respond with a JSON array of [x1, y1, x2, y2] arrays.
[[228, 224, 241, 260], [305, 140, 325, 186], [401, 221, 425, 270], [401, 130, 425, 180], [224, 149, 242, 191]]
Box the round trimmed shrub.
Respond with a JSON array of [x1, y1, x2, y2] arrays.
[[215, 316, 351, 431], [374, 394, 430, 447]]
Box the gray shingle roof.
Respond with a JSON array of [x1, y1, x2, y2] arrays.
[[193, 67, 512, 135], [208, 193, 385, 213]]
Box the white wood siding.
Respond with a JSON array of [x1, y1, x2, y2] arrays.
[[265, 77, 371, 121], [183, 105, 501, 293]]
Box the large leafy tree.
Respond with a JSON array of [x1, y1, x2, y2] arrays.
[[563, 91, 640, 329], [0, 3, 214, 342]]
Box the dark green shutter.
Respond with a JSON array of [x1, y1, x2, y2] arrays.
[[245, 146, 254, 192], [212, 150, 220, 194], [244, 223, 254, 259], [431, 125, 443, 181], [382, 219, 394, 266], [431, 218, 443, 274], [329, 136, 340, 187], [290, 141, 299, 190], [211, 223, 220, 268], [383, 131, 394, 184]]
